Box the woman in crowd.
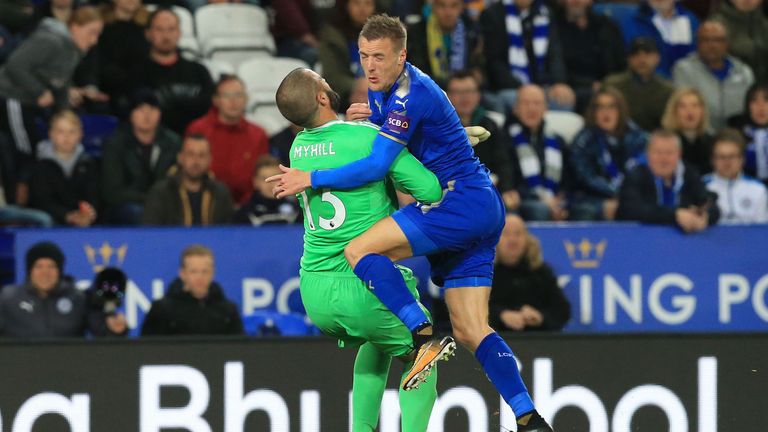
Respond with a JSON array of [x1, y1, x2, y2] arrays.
[[569, 87, 648, 220], [318, 0, 376, 110], [661, 88, 714, 175], [28, 110, 99, 226], [729, 82, 768, 186], [489, 214, 571, 332]]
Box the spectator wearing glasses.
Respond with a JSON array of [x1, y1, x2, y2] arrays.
[[570, 88, 648, 221], [704, 129, 768, 224], [673, 20, 754, 129]]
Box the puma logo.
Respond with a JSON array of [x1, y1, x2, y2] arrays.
[[394, 99, 407, 110]]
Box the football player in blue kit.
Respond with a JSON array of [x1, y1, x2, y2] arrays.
[[268, 14, 553, 432]]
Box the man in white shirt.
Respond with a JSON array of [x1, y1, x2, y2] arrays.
[[704, 129, 768, 224]]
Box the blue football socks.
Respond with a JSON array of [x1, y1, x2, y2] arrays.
[[353, 253, 429, 331], [475, 332, 535, 416]]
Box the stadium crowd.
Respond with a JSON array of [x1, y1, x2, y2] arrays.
[[0, 0, 767, 229], [1, 0, 768, 336]]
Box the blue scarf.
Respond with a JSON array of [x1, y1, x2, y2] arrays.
[[595, 130, 626, 191], [510, 123, 562, 197], [503, 0, 549, 84], [654, 162, 685, 207], [744, 125, 768, 180]]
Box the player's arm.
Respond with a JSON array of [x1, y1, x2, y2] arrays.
[[313, 98, 427, 189], [310, 133, 404, 189], [388, 150, 442, 204]]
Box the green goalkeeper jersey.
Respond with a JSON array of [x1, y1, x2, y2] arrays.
[[290, 120, 442, 273]]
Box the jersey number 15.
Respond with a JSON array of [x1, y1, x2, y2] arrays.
[[299, 190, 346, 231]]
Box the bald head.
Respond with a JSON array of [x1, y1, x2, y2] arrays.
[[276, 68, 322, 128], [514, 84, 547, 130]]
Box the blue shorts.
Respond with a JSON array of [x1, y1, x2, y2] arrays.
[[392, 180, 505, 288]]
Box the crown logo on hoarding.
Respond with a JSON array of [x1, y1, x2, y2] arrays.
[[563, 238, 607, 268], [84, 242, 127, 273]]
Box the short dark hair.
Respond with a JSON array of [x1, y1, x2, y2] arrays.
[[181, 133, 210, 152], [648, 129, 682, 150], [744, 82, 768, 121], [253, 154, 281, 176], [359, 14, 407, 51], [446, 70, 478, 88], [146, 7, 178, 29], [275, 68, 321, 128], [586, 87, 630, 135], [185, 133, 208, 143], [713, 128, 746, 155]]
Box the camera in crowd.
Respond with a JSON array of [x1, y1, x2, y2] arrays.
[[87, 267, 127, 315]]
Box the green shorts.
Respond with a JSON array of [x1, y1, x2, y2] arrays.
[[300, 266, 428, 358]]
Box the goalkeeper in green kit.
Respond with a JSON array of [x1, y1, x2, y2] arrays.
[[276, 68, 445, 431]]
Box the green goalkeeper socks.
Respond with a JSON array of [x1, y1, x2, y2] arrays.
[[351, 343, 438, 432]]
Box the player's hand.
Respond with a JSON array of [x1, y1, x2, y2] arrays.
[[266, 164, 311, 199], [465, 126, 490, 146], [346, 103, 372, 121], [520, 305, 543, 327], [500, 310, 526, 331]]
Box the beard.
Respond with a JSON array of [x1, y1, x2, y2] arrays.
[[326, 89, 342, 113]]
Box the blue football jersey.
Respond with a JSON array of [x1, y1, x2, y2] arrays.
[[368, 63, 490, 187]]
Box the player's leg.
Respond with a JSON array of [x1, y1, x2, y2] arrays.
[[345, 216, 433, 332], [399, 362, 437, 432], [352, 342, 392, 432], [444, 286, 550, 431], [361, 267, 441, 431]]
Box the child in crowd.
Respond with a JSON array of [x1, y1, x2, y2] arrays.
[[28, 110, 98, 226], [233, 154, 300, 225]]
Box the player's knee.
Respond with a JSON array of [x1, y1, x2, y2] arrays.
[[343, 242, 364, 268], [451, 322, 492, 351]]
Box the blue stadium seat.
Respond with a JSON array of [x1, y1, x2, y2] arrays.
[[35, 114, 118, 158], [79, 114, 119, 157], [592, 2, 638, 30]]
